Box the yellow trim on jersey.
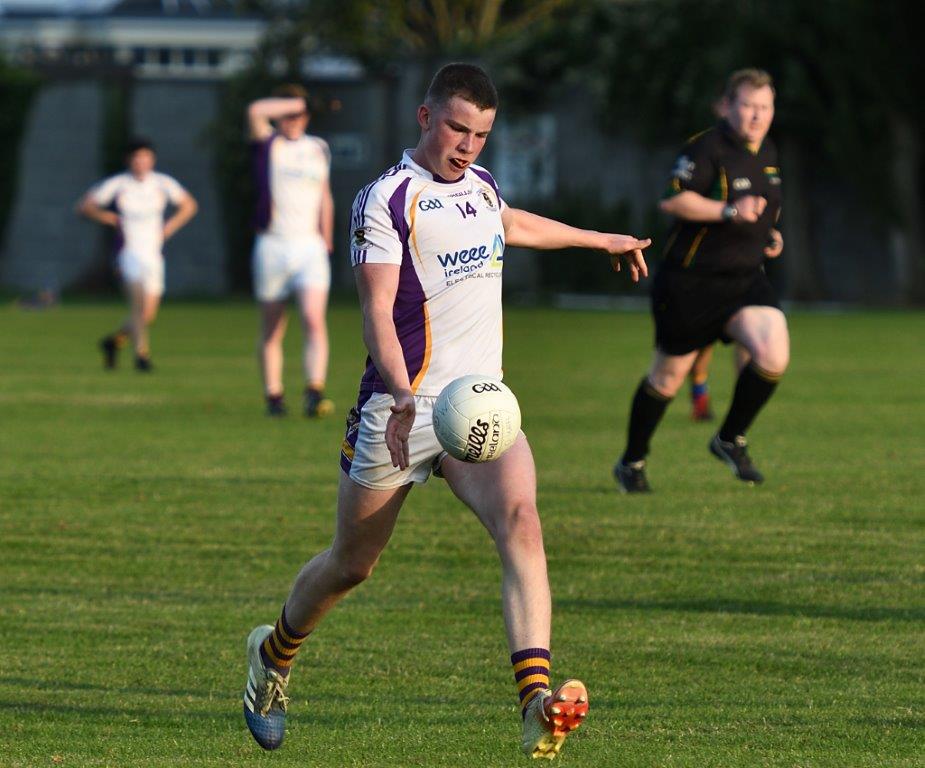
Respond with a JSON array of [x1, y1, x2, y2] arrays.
[[682, 226, 708, 268], [661, 228, 679, 258], [408, 188, 425, 267], [763, 166, 780, 175], [340, 441, 355, 460], [410, 303, 432, 394], [684, 127, 710, 145], [719, 167, 728, 200]]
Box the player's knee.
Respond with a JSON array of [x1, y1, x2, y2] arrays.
[[301, 316, 325, 336], [262, 325, 285, 345], [750, 344, 789, 377], [498, 502, 543, 552], [769, 350, 789, 376], [332, 552, 379, 588], [647, 372, 683, 398]]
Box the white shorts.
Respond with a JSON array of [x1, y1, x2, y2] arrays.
[[252, 233, 331, 302], [118, 250, 164, 296], [340, 392, 448, 490]]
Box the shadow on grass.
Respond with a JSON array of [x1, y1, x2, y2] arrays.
[[0, 698, 241, 722], [851, 714, 925, 729], [3, 584, 277, 606], [0, 676, 218, 700], [557, 597, 925, 623], [0, 682, 470, 729], [0, 696, 343, 728]]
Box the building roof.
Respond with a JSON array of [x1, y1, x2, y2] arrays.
[[110, 0, 238, 17], [0, 2, 110, 19]]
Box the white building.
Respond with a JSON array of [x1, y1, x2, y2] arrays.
[[0, 0, 266, 79]]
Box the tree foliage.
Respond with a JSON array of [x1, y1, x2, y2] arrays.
[[0, 59, 41, 258], [237, 0, 576, 65], [503, 0, 922, 221]]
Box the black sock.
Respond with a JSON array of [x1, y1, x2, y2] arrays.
[[719, 363, 781, 441], [622, 378, 672, 463]]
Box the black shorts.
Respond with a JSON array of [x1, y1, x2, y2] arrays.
[[651, 267, 781, 355]]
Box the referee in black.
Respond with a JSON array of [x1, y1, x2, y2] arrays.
[[615, 68, 788, 492]]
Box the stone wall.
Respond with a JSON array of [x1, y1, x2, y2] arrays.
[[1, 80, 105, 294]]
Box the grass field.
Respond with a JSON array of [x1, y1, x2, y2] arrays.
[[1, 301, 923, 767]]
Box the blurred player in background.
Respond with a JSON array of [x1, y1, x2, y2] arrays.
[[688, 345, 716, 420], [241, 63, 650, 760], [614, 68, 787, 492], [78, 138, 198, 372], [248, 85, 335, 417], [687, 342, 751, 421]]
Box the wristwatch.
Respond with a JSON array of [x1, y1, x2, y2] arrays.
[[721, 204, 738, 221]]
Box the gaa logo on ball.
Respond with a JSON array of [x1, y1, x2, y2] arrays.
[[433, 375, 521, 462]]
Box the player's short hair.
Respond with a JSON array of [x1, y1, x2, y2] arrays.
[[424, 63, 498, 111], [125, 137, 155, 156], [724, 68, 775, 101], [272, 83, 310, 113]]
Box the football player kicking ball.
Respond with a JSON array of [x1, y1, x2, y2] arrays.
[[78, 138, 197, 371], [241, 63, 650, 759]]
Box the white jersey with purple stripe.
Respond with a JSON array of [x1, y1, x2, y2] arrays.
[[252, 132, 330, 239], [91, 172, 187, 258], [350, 150, 507, 397]]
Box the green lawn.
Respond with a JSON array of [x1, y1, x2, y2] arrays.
[[1, 301, 922, 767]]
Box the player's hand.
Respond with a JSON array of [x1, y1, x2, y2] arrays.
[[603, 235, 651, 282], [732, 195, 767, 223], [764, 228, 783, 258], [386, 392, 415, 470]]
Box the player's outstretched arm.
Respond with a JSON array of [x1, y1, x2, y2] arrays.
[[246, 97, 307, 141], [354, 263, 415, 470], [661, 190, 766, 223], [501, 207, 651, 281]]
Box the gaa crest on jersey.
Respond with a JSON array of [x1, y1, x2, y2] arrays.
[[418, 198, 444, 212], [671, 155, 695, 181], [479, 188, 497, 211], [733, 177, 752, 191]]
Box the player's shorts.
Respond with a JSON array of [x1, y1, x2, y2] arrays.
[[252, 233, 331, 302], [340, 392, 448, 490], [651, 266, 781, 356], [118, 250, 164, 296]]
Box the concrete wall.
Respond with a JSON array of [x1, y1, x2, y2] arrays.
[[132, 80, 228, 295], [0, 77, 231, 297], [1, 80, 105, 294], [303, 77, 399, 292]]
